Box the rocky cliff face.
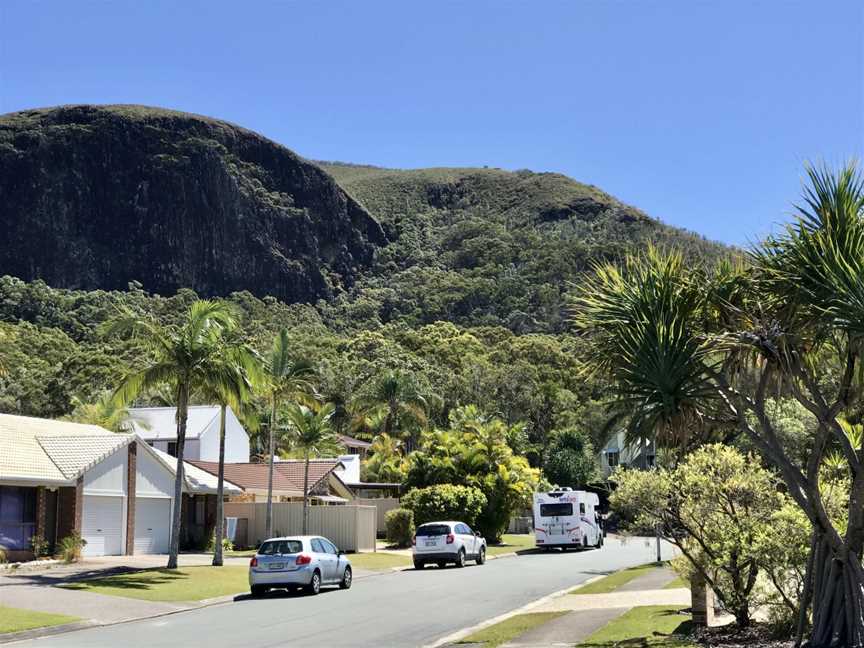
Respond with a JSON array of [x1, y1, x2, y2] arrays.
[[0, 105, 385, 302]]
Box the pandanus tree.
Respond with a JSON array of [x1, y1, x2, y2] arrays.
[[571, 163, 864, 647], [263, 329, 316, 539], [108, 300, 238, 569], [198, 336, 263, 567], [283, 403, 339, 534]]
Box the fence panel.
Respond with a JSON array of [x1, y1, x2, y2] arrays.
[[353, 497, 401, 536]]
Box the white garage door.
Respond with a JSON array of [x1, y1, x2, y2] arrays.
[[134, 498, 171, 554], [82, 496, 124, 556]]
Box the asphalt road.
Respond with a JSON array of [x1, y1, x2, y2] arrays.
[[16, 537, 676, 648]]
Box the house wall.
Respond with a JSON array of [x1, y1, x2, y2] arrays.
[[83, 447, 127, 496], [198, 408, 250, 463], [135, 445, 175, 498]]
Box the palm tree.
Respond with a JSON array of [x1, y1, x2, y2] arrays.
[[263, 329, 316, 539], [283, 403, 339, 534], [64, 391, 136, 432], [355, 371, 429, 451], [197, 338, 263, 567], [108, 300, 238, 569]]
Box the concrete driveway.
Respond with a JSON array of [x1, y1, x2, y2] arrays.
[[8, 536, 676, 648]]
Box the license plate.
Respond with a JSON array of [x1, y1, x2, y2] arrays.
[[424, 539, 437, 546], [268, 562, 284, 570]]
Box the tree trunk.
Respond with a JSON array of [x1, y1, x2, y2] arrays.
[[805, 532, 864, 647], [302, 450, 310, 535], [212, 403, 227, 567], [167, 384, 188, 570], [265, 395, 276, 539]]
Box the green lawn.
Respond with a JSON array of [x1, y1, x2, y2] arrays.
[[487, 533, 535, 556], [348, 552, 411, 570], [570, 563, 661, 595], [577, 605, 696, 647], [458, 612, 566, 648], [60, 566, 249, 602], [0, 606, 79, 635]]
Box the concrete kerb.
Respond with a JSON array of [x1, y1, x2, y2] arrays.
[[424, 574, 609, 648]]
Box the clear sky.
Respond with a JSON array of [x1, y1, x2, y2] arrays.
[[2, 1, 862, 246]]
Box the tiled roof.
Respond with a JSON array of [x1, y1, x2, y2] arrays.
[[37, 435, 131, 479], [148, 447, 243, 495], [273, 459, 343, 492], [126, 406, 224, 440], [338, 434, 371, 449], [189, 461, 303, 496], [0, 413, 126, 484]]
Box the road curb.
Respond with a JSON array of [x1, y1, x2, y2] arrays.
[[423, 574, 607, 648]]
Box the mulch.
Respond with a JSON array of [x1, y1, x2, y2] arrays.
[[692, 624, 794, 648]]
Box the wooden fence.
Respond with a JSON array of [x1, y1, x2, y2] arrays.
[[223, 502, 377, 552], [352, 497, 401, 536]]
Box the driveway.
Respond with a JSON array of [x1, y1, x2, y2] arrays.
[[8, 536, 676, 648]]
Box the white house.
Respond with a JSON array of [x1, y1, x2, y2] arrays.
[[127, 406, 251, 464], [599, 431, 656, 477], [0, 413, 241, 560]]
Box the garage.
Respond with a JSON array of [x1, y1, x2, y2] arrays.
[[134, 497, 171, 554], [82, 495, 124, 556]]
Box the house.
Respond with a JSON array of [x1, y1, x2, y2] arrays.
[[126, 405, 251, 463], [189, 458, 350, 504], [0, 413, 241, 560], [599, 431, 656, 477], [338, 434, 371, 459], [333, 454, 401, 498]]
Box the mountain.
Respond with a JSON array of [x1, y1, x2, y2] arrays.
[[317, 162, 726, 332], [0, 105, 385, 303]]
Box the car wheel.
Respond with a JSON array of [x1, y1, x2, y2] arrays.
[[456, 549, 466, 568], [250, 585, 267, 598], [414, 560, 425, 570], [476, 546, 486, 565], [340, 566, 353, 590], [305, 570, 321, 595]]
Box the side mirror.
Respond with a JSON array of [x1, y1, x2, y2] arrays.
[[474, 532, 480, 537], [337, 549, 344, 556]]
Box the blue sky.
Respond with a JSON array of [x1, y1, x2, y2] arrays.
[[2, 1, 862, 246]]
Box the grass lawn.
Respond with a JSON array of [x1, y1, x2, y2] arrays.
[[347, 552, 411, 570], [664, 576, 689, 590], [577, 605, 696, 647], [458, 612, 566, 648], [487, 533, 535, 556], [226, 549, 257, 557], [570, 563, 661, 595], [0, 606, 79, 635], [60, 566, 249, 602]]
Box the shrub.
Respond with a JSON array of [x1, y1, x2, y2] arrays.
[[30, 534, 49, 558], [385, 508, 415, 547], [0, 545, 7, 564], [402, 484, 486, 530], [206, 532, 234, 553], [58, 532, 87, 563]]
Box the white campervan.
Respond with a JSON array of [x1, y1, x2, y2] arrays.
[[533, 488, 603, 550]]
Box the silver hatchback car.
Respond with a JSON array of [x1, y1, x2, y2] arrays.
[[248, 535, 352, 597]]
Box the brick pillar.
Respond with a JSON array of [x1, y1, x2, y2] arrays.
[[35, 487, 47, 540], [74, 476, 84, 534], [690, 572, 715, 627], [125, 443, 137, 555]]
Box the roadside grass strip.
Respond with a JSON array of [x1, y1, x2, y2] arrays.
[[346, 552, 412, 570], [457, 612, 567, 648], [0, 606, 80, 634], [60, 565, 249, 602], [577, 605, 696, 648], [663, 576, 688, 590], [570, 563, 660, 594], [487, 534, 535, 556]]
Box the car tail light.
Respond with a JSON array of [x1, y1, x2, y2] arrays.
[[296, 553, 312, 565], [446, 533, 455, 544], [412, 535, 416, 546], [250, 557, 258, 567]]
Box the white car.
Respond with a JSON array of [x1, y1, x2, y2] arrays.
[[412, 521, 486, 569]]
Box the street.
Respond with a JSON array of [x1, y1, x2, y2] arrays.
[[11, 537, 676, 648]]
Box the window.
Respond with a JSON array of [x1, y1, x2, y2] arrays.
[[167, 442, 177, 457], [606, 451, 620, 468], [455, 524, 470, 534], [319, 538, 338, 554], [310, 538, 326, 553], [539, 503, 573, 517], [0, 487, 37, 550], [579, 503, 586, 515], [258, 540, 303, 555], [416, 524, 451, 537], [647, 454, 656, 467]]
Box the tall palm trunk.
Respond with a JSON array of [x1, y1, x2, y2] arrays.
[[265, 395, 276, 538], [302, 449, 311, 535], [212, 403, 227, 567], [167, 384, 189, 569]]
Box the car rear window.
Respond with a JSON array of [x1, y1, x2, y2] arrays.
[[258, 540, 303, 555], [540, 503, 573, 517], [416, 524, 451, 536]]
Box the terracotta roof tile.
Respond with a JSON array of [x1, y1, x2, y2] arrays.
[[188, 461, 302, 496], [274, 459, 342, 491]]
